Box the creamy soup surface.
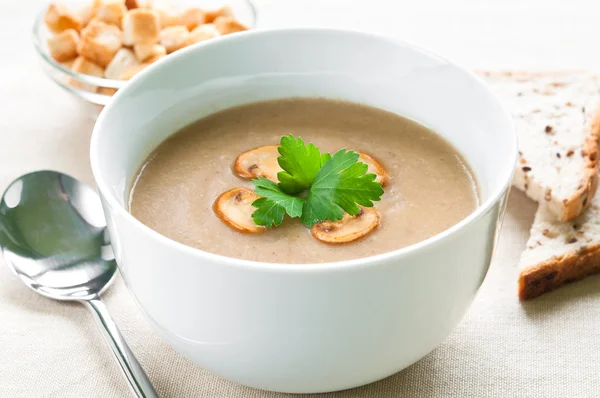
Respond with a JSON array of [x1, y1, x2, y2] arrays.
[[129, 98, 479, 263]]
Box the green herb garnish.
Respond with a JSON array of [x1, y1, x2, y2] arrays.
[[251, 135, 384, 227]]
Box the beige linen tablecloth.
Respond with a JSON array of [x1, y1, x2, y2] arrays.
[[4, 1, 600, 397]]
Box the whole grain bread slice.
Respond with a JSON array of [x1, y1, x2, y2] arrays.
[[480, 71, 600, 221], [518, 193, 600, 300]]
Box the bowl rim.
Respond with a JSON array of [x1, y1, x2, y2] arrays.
[[91, 27, 518, 273], [32, 0, 259, 89]]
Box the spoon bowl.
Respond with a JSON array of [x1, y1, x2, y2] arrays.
[[0, 171, 115, 300], [0, 170, 157, 398]]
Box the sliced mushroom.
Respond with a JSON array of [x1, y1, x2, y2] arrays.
[[213, 188, 264, 233], [311, 207, 380, 244], [359, 153, 388, 186], [234, 145, 282, 182]]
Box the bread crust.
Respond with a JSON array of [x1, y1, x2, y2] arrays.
[[480, 71, 600, 221], [518, 242, 600, 299], [563, 104, 600, 220]]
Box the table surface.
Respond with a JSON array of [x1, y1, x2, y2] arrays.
[[3, 1, 600, 397]]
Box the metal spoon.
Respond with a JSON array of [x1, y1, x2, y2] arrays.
[[0, 170, 158, 398]]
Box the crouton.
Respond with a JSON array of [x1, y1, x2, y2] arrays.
[[125, 0, 150, 9], [44, 3, 83, 33], [105, 48, 139, 79], [214, 16, 248, 35], [95, 0, 127, 26], [204, 6, 232, 23], [98, 87, 118, 95], [77, 20, 122, 67], [61, 58, 76, 69], [152, 0, 180, 27], [133, 43, 166, 62], [145, 53, 165, 64], [47, 29, 79, 62], [120, 63, 148, 80], [189, 23, 219, 44], [159, 26, 190, 53], [180, 8, 205, 30], [69, 56, 105, 92], [76, 4, 96, 26], [122, 9, 159, 45]]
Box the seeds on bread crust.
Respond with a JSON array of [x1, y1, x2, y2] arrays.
[[234, 145, 282, 182], [519, 178, 600, 300], [213, 188, 264, 233], [311, 207, 380, 244], [480, 71, 600, 222]]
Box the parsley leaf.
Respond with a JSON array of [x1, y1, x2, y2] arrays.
[[277, 135, 331, 195], [301, 149, 384, 227], [250, 135, 384, 228], [251, 178, 304, 227]]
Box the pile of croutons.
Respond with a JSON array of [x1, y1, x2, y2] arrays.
[[44, 0, 248, 94]]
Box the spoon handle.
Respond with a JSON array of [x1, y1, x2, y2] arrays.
[[85, 296, 159, 398]]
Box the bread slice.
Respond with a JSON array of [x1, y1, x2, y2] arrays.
[[480, 71, 600, 221], [518, 192, 600, 299]]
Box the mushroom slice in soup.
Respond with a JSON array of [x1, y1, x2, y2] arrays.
[[358, 153, 389, 186], [234, 145, 282, 182], [311, 207, 380, 244], [213, 188, 265, 233]]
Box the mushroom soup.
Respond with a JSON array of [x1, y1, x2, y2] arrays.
[[129, 98, 479, 263]]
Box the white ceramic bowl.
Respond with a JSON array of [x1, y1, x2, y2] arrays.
[[91, 29, 517, 393]]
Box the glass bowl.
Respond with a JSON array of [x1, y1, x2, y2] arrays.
[[33, 0, 258, 106]]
